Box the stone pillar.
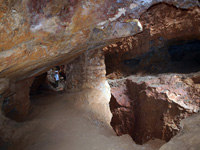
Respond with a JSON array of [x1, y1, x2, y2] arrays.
[[65, 49, 112, 123], [2, 78, 34, 122]]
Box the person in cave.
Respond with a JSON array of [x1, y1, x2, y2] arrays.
[[54, 71, 60, 88]]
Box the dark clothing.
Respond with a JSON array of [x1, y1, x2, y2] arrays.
[[55, 80, 59, 88]]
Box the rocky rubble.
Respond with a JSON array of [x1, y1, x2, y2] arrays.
[[109, 73, 200, 144]]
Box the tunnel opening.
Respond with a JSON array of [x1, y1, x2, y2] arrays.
[[0, 49, 115, 150], [30, 65, 67, 96], [1, 64, 68, 122], [1, 74, 48, 122]]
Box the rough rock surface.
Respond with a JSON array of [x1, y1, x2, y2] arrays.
[[160, 113, 200, 150], [0, 0, 199, 81], [109, 73, 200, 144], [104, 3, 200, 74]]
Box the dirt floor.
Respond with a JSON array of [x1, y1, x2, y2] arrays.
[[5, 91, 165, 150]]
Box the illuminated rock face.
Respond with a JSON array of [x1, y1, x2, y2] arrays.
[[0, 0, 199, 81], [65, 49, 112, 123]]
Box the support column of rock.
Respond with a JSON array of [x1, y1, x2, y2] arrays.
[[65, 49, 112, 123], [0, 77, 34, 145], [2, 78, 34, 122]]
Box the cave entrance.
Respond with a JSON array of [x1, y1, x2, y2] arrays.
[[1, 65, 67, 122], [104, 40, 200, 145]]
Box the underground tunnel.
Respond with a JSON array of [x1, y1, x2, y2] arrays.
[[0, 1, 200, 150]]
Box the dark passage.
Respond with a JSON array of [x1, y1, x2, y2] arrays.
[[168, 40, 200, 73]]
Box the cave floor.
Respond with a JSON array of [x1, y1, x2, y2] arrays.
[[6, 91, 165, 150]]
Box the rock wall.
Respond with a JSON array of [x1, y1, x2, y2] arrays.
[[2, 78, 34, 122], [109, 73, 200, 144], [0, 77, 34, 144], [104, 3, 200, 74]]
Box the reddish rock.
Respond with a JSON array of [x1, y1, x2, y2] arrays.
[[109, 73, 200, 144], [104, 4, 200, 74]]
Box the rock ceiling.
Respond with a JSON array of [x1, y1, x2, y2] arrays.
[[0, 0, 200, 81]]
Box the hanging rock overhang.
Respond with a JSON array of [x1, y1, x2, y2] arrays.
[[0, 0, 200, 81]]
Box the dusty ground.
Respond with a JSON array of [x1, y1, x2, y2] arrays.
[[3, 90, 165, 150]]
